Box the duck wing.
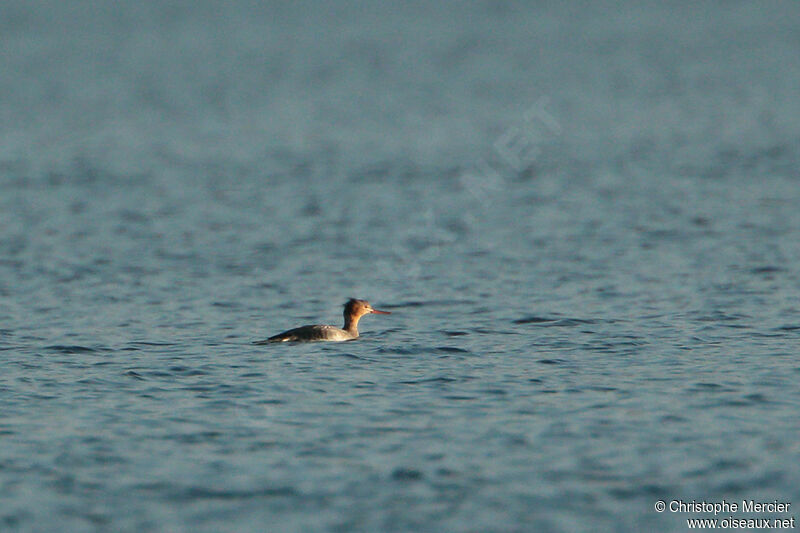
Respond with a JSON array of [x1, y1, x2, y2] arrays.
[[255, 324, 350, 343]]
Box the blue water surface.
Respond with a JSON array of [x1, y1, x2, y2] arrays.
[[1, 1, 799, 531]]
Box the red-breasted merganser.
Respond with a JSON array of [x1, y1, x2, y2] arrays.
[[255, 299, 391, 343]]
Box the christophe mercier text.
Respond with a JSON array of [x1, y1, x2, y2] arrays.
[[670, 500, 791, 514]]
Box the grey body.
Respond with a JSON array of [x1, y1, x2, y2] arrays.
[[258, 324, 356, 343]]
